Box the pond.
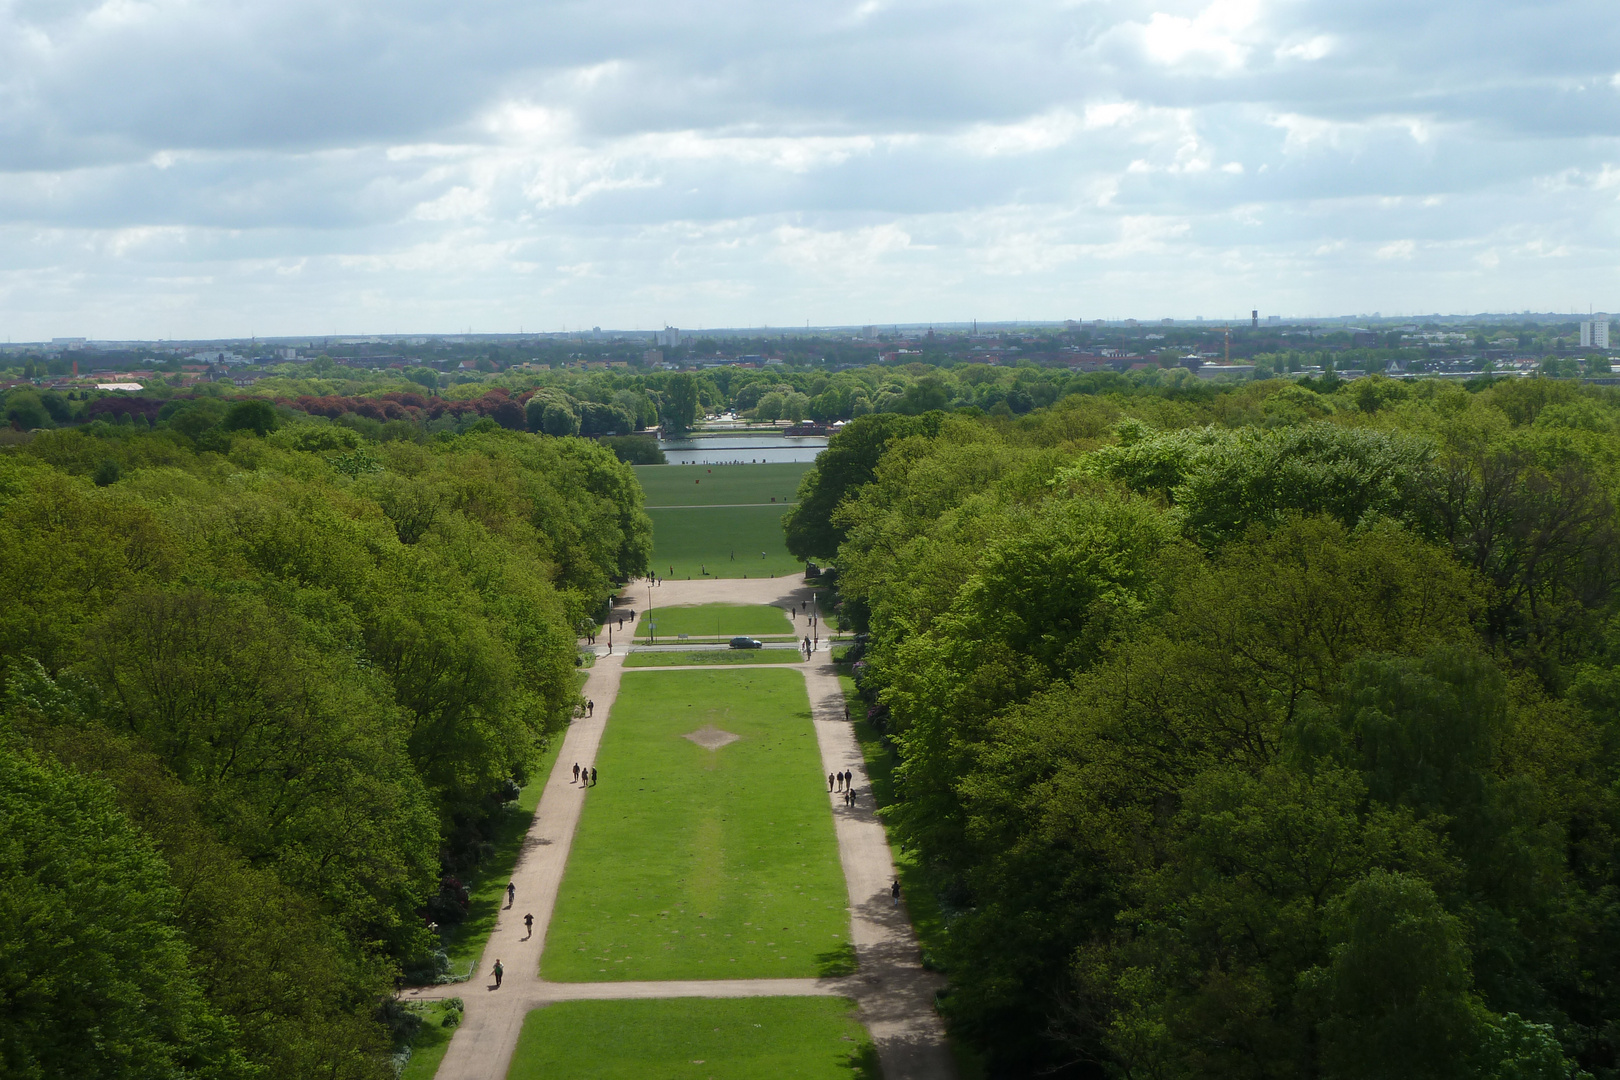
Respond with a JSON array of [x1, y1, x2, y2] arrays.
[[656, 435, 827, 464]]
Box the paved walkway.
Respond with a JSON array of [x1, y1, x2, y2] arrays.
[[404, 574, 954, 1079]]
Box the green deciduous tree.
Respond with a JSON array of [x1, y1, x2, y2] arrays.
[[0, 749, 246, 1080]]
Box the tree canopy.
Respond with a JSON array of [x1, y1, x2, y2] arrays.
[[0, 414, 649, 1077], [814, 375, 1620, 1079]]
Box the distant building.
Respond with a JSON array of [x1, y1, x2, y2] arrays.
[[1251, 310, 1259, 329], [644, 348, 664, 366], [658, 326, 682, 348], [1581, 317, 1610, 349]]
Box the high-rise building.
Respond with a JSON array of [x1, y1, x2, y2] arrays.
[[1581, 316, 1610, 349], [1251, 310, 1259, 329]]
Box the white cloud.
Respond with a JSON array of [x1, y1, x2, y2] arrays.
[[1, 0, 1619, 336], [1276, 35, 1335, 61], [1132, 0, 1263, 72]]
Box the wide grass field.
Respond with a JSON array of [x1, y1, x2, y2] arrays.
[[635, 462, 812, 507], [638, 604, 795, 640], [646, 506, 805, 580], [508, 998, 878, 1080], [635, 463, 814, 580], [624, 649, 803, 667], [541, 668, 851, 981]]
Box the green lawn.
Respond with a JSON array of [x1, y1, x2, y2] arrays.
[[398, 999, 460, 1080], [635, 462, 813, 507], [624, 649, 803, 667], [637, 604, 795, 640], [647, 506, 804, 580], [436, 730, 566, 980], [508, 998, 877, 1080], [541, 668, 852, 981]]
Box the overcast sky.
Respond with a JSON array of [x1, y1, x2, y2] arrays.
[[1, 0, 1617, 339]]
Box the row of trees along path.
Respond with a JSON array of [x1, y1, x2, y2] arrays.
[[401, 573, 956, 1080]]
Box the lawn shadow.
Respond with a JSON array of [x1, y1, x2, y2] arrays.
[[844, 1038, 883, 1080], [817, 942, 858, 978]]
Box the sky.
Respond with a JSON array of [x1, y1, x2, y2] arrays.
[[1, 0, 1618, 339]]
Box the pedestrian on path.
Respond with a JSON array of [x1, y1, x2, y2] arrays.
[[828, 773, 835, 791], [524, 913, 534, 938], [506, 882, 516, 907], [492, 959, 504, 988], [891, 880, 900, 907], [573, 763, 580, 783], [587, 699, 595, 717], [590, 766, 597, 786], [844, 703, 850, 721]]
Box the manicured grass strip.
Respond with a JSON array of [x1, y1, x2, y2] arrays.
[[437, 730, 566, 980], [635, 462, 813, 507], [624, 649, 803, 667], [397, 999, 459, 1080], [633, 635, 801, 644], [542, 668, 851, 981], [637, 603, 796, 640], [647, 505, 804, 580], [508, 998, 878, 1080]]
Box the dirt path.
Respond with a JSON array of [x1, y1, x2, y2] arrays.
[[406, 575, 955, 1079]]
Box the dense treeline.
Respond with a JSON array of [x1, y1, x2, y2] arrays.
[[0, 410, 649, 1077], [7, 360, 1215, 439], [797, 375, 1620, 1079]]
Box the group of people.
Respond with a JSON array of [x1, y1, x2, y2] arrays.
[[572, 762, 597, 786], [829, 769, 858, 804]]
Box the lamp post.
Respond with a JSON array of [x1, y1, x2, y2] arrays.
[[648, 579, 655, 645]]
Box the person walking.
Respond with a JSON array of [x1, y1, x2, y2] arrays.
[[891, 880, 900, 907], [524, 913, 534, 938], [587, 699, 595, 717], [506, 882, 516, 907], [828, 773, 835, 792], [492, 959, 504, 988], [573, 763, 580, 783], [590, 767, 598, 786]]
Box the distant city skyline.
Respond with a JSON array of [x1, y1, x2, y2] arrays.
[[2, 0, 1617, 340], [8, 308, 1617, 349]]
